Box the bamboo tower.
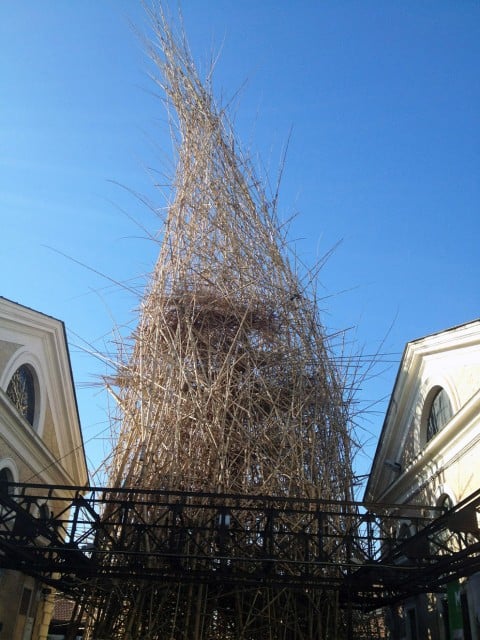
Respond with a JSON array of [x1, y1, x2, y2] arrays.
[[86, 7, 357, 639]]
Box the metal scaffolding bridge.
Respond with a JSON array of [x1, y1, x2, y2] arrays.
[[1, 481, 480, 611]]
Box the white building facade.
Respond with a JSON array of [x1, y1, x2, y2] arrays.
[[365, 320, 480, 640], [0, 297, 87, 640]]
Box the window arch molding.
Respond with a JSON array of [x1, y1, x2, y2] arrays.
[[0, 459, 20, 533], [396, 520, 415, 541], [435, 484, 457, 508], [0, 457, 19, 496], [0, 349, 46, 434], [431, 487, 458, 555], [419, 381, 457, 448]]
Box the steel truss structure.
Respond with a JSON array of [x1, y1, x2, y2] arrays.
[[1, 481, 479, 612]]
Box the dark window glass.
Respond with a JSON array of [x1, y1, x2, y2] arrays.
[[19, 587, 32, 616], [461, 592, 473, 640], [432, 495, 455, 553], [407, 608, 418, 640], [39, 503, 50, 520], [439, 495, 453, 511], [6, 365, 35, 425], [427, 388, 453, 442], [0, 467, 14, 497], [398, 523, 411, 541]]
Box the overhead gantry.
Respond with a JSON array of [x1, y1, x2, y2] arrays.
[[1, 480, 479, 614]]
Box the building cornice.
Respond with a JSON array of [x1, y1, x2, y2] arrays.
[[0, 298, 88, 485], [374, 390, 480, 505], [365, 319, 480, 502], [0, 391, 77, 486]]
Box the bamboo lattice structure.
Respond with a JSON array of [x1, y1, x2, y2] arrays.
[[86, 7, 361, 639]]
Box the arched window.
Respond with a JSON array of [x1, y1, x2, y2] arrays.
[[0, 463, 19, 531], [0, 466, 14, 498], [438, 494, 453, 512], [6, 364, 36, 426], [426, 388, 453, 443], [397, 522, 412, 541], [432, 493, 455, 554], [30, 501, 50, 521]]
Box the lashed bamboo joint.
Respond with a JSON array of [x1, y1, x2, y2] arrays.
[[88, 6, 360, 639]]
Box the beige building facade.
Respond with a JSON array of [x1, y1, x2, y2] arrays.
[[365, 320, 480, 640], [0, 297, 87, 640]]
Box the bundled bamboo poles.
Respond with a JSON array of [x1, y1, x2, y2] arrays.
[[86, 6, 358, 639]]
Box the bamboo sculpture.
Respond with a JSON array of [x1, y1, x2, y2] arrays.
[[85, 7, 358, 639]]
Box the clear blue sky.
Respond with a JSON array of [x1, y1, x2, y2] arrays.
[[1, 2, 479, 486]]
